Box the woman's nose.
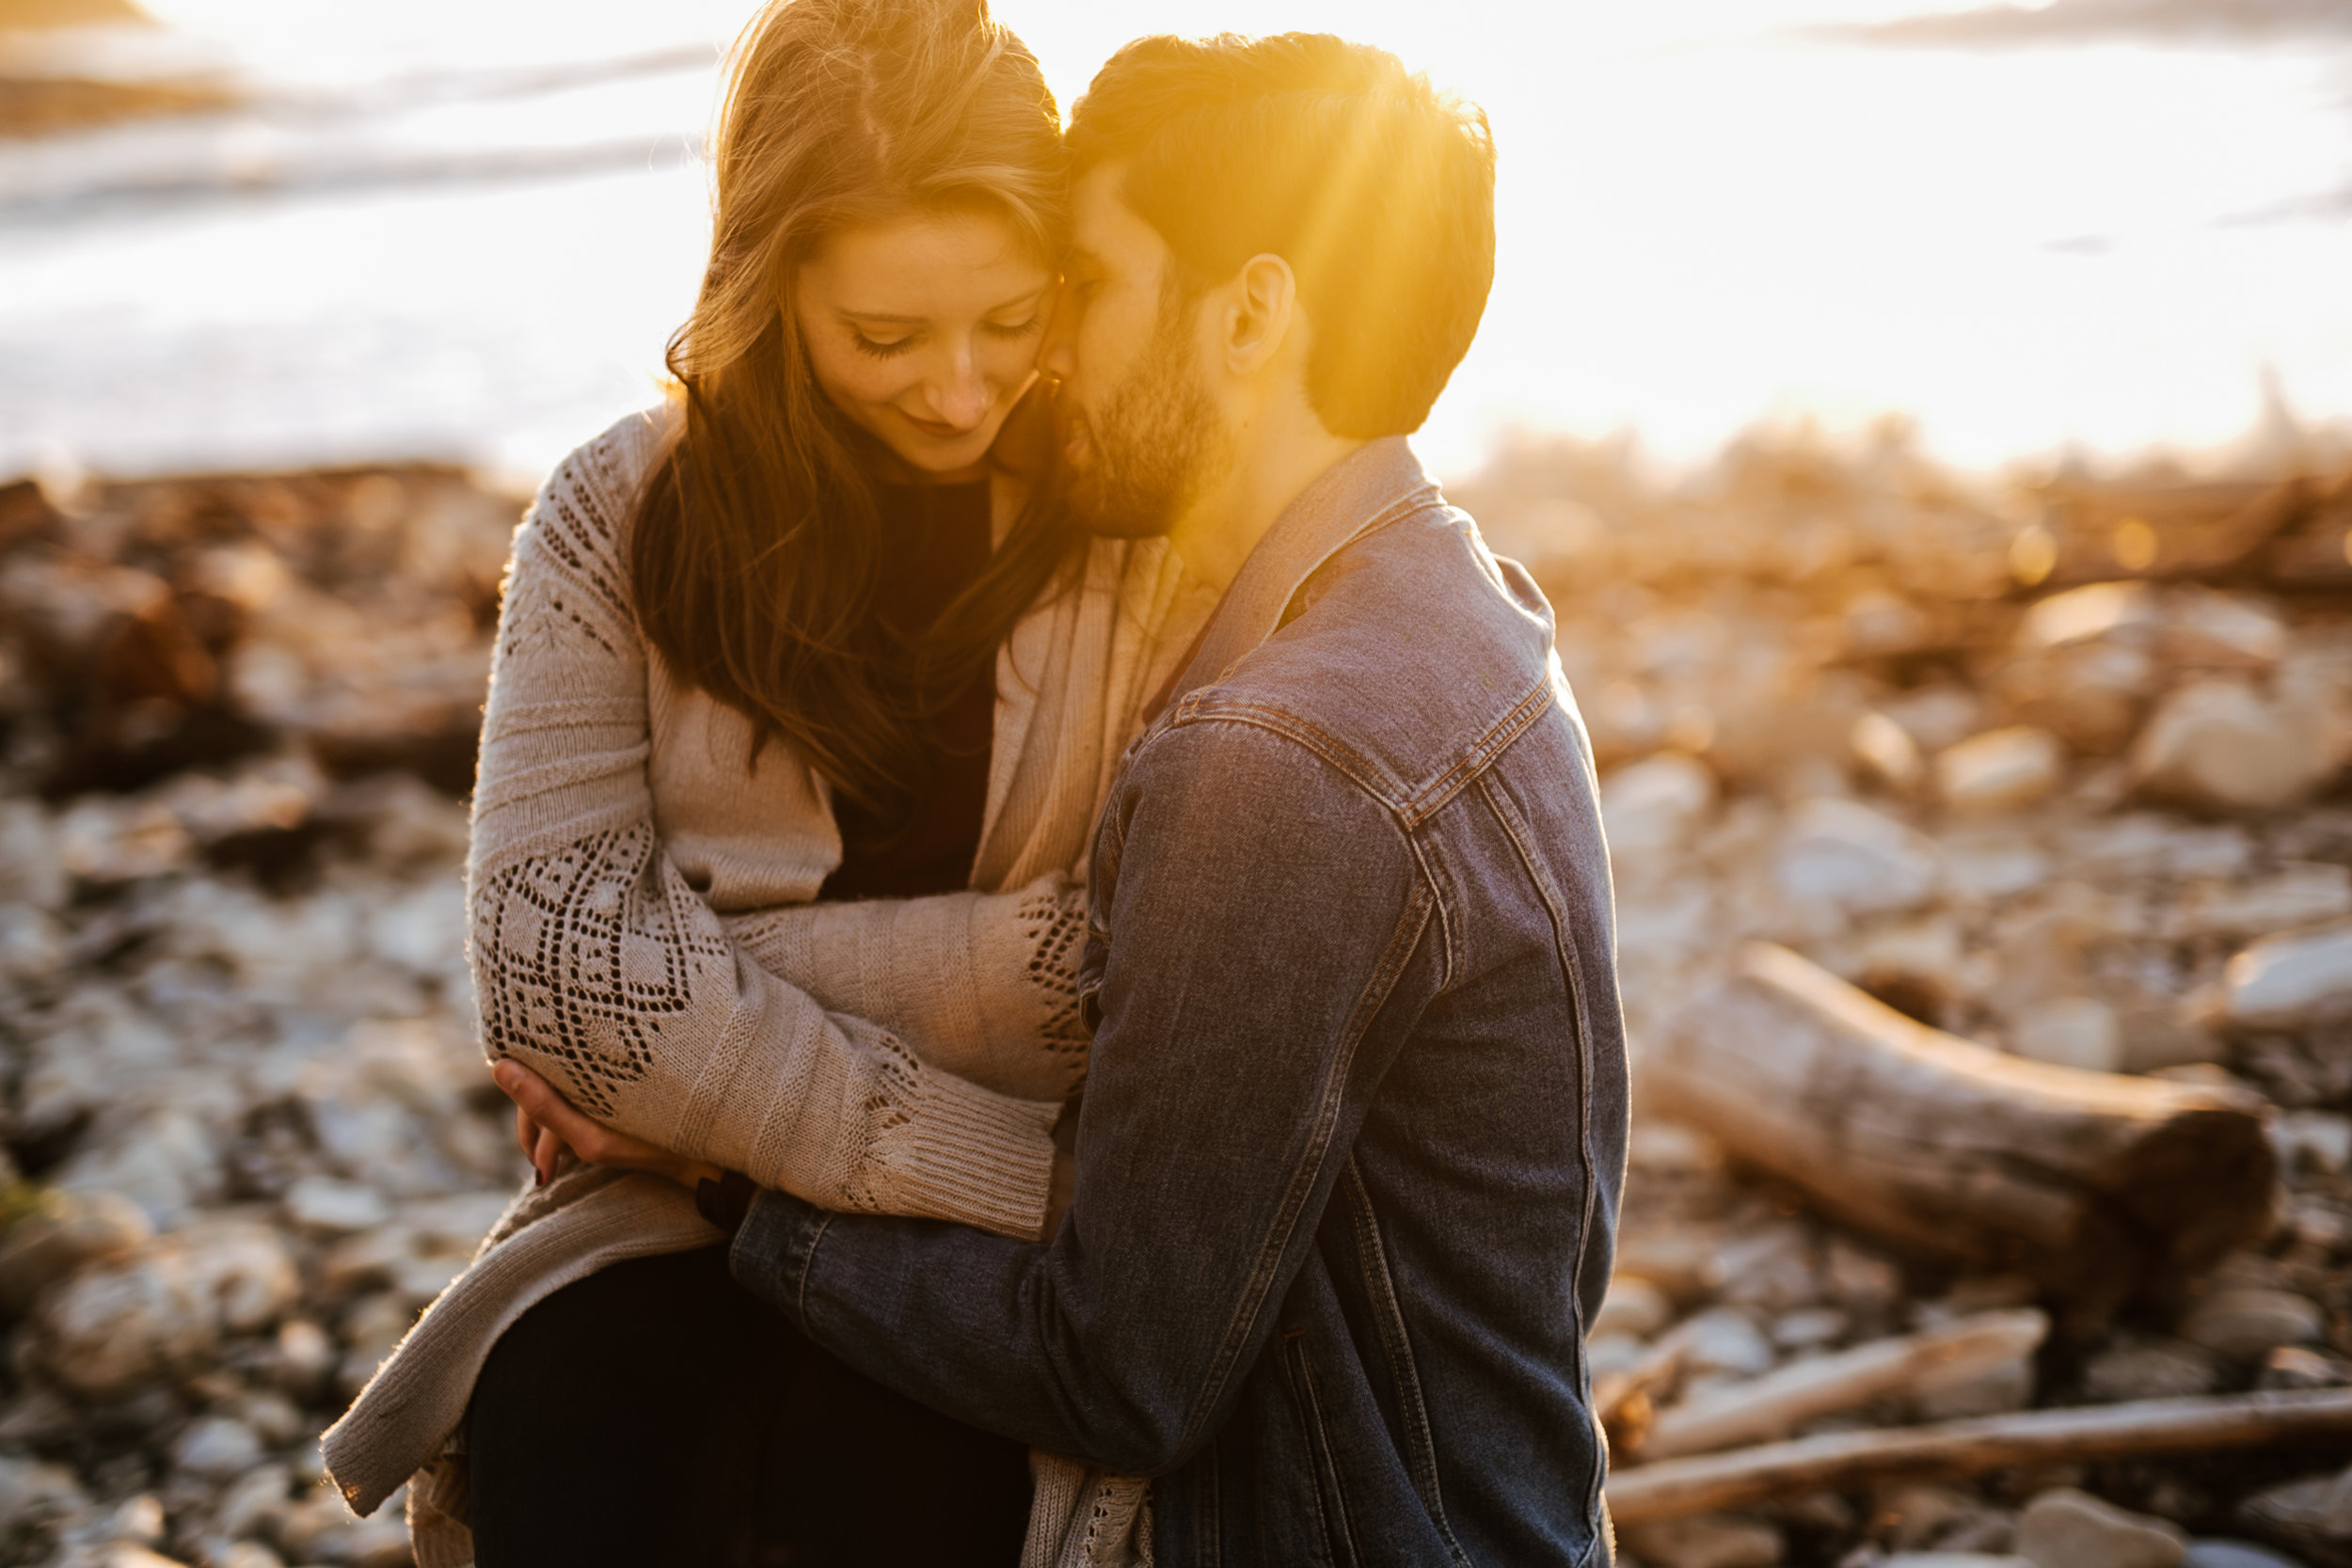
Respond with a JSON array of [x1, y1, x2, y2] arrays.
[[925, 347, 991, 429]]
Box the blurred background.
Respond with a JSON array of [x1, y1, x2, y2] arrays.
[[2, 0, 2348, 483], [4, 3, 2352, 1567]]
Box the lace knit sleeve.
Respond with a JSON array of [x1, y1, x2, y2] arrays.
[[726, 873, 1090, 1104], [466, 417, 1055, 1239]]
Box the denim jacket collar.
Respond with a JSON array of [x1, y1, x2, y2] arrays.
[[1166, 436, 1442, 711]]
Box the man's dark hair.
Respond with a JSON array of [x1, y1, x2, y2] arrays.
[[1065, 32, 1496, 439]]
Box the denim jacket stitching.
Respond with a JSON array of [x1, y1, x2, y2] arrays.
[[1171, 667, 1555, 843], [1162, 700, 1399, 806], [794, 1209, 834, 1329], [1171, 865, 1438, 1457], [1338, 1160, 1472, 1568], [1472, 766, 1612, 1534], [1403, 833, 1458, 990], [1280, 1331, 1358, 1566], [1396, 674, 1557, 832]]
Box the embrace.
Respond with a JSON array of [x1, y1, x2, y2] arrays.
[[322, 1, 1628, 1563]]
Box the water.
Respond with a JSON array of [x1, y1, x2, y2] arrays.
[[2, 0, 2347, 485]]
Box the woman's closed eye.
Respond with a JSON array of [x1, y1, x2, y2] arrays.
[[851, 315, 1039, 359]]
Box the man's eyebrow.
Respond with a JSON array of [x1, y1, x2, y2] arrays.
[[834, 284, 1050, 326]]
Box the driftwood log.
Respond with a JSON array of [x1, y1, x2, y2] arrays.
[[1605, 1388, 2352, 1524], [1645, 943, 2277, 1316], [1638, 1309, 2048, 1461]]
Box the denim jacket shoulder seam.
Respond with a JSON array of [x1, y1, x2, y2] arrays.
[[1397, 673, 1555, 831], [1168, 667, 1556, 833], [1156, 705, 1406, 816]]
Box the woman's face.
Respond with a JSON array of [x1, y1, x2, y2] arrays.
[[795, 207, 1054, 481]]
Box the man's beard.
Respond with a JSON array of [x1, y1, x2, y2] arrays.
[[1060, 299, 1227, 540]]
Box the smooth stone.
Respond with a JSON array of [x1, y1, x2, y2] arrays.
[[2165, 866, 2352, 942], [2271, 1112, 2352, 1178], [2221, 924, 2352, 1031], [1603, 752, 1718, 862], [281, 1177, 392, 1238], [28, 1220, 297, 1400], [0, 1187, 153, 1314], [1937, 726, 2066, 815], [1771, 1306, 1849, 1351], [2081, 1338, 2222, 1403], [2260, 1347, 2352, 1392], [168, 1415, 262, 1481], [2131, 679, 2344, 816], [0, 1450, 86, 1538], [1853, 710, 1928, 794], [1774, 797, 1941, 916], [1672, 1307, 1777, 1381], [2183, 1543, 2306, 1568], [1620, 1513, 1783, 1568], [2018, 1487, 2185, 1568], [31, 1248, 216, 1400], [214, 1462, 293, 1543], [2023, 582, 2161, 650], [1595, 1275, 1675, 1341], [273, 1318, 337, 1398], [1627, 1120, 1725, 1177], [2237, 1465, 2352, 1553], [2177, 1289, 2325, 1360]]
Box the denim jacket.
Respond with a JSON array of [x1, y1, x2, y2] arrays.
[[733, 437, 1629, 1566]]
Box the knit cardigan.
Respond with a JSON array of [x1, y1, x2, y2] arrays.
[[320, 405, 1207, 1568]]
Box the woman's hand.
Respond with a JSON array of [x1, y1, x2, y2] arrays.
[[491, 1060, 724, 1194], [510, 1098, 574, 1189]]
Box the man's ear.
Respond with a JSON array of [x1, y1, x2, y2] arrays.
[[1220, 253, 1298, 376]]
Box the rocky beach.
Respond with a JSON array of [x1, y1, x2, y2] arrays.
[[0, 431, 2344, 1566]]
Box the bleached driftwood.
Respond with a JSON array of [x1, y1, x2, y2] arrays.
[[1605, 1388, 2352, 1524], [1644, 943, 2276, 1314], [1637, 1308, 2048, 1461]]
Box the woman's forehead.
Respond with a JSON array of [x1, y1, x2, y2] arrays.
[[803, 210, 1050, 317]]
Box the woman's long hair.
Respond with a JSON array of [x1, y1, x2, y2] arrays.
[[631, 0, 1079, 831]]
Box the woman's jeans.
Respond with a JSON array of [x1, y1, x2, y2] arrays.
[[466, 1246, 1032, 1568]]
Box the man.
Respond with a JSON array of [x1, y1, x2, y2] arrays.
[[510, 30, 1627, 1565]]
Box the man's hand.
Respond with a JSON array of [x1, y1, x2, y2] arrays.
[[491, 1060, 724, 1194]]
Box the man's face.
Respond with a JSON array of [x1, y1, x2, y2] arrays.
[[1043, 166, 1230, 539]]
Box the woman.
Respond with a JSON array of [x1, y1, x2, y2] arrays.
[[319, 1, 1210, 1562]]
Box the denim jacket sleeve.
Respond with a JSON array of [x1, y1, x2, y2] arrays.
[[728, 716, 1439, 1475]]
